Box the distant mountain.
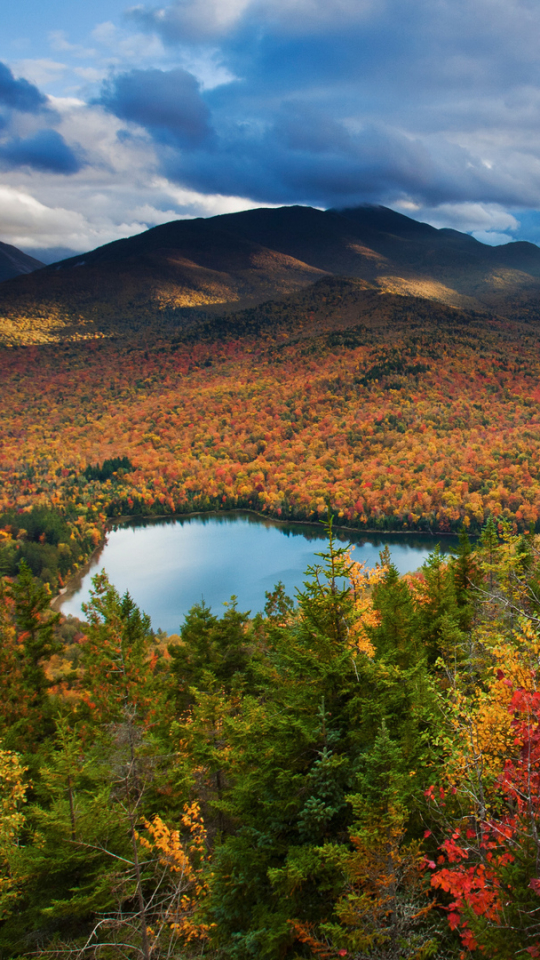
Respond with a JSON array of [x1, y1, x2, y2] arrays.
[[1, 204, 540, 343], [0, 240, 44, 283]]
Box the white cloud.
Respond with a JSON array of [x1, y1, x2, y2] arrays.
[[153, 176, 277, 214], [128, 0, 378, 42], [127, 0, 253, 42], [90, 20, 167, 64], [11, 58, 67, 87], [175, 50, 237, 90], [471, 230, 515, 245], [415, 202, 519, 236], [0, 185, 91, 249], [0, 94, 269, 255], [47, 30, 97, 59], [91, 22, 118, 45], [73, 67, 107, 82]]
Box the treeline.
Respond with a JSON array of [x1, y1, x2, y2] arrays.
[[83, 456, 133, 484], [0, 506, 99, 587], [4, 287, 540, 536], [0, 520, 539, 958]]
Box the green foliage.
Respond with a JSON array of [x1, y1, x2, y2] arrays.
[[369, 554, 420, 667], [79, 572, 161, 728], [168, 598, 257, 713], [83, 456, 133, 483], [0, 562, 61, 750], [3, 524, 540, 959], [9, 561, 61, 697], [0, 507, 87, 586]]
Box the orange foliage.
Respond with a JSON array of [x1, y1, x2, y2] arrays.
[[137, 803, 212, 948], [2, 299, 540, 536]]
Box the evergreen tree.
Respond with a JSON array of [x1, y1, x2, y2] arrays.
[[0, 562, 61, 749], [369, 559, 419, 668], [168, 598, 256, 714], [416, 547, 465, 666]]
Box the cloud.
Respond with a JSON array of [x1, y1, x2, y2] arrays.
[[0, 129, 83, 174], [99, 68, 213, 147], [83, 1, 540, 224], [8, 59, 67, 90], [471, 230, 515, 246], [0, 185, 91, 250], [126, 0, 253, 44], [127, 0, 376, 43], [101, 90, 534, 211], [0, 61, 47, 113], [0, 183, 158, 253], [47, 30, 97, 60], [414, 202, 519, 236], [7, 0, 540, 250]]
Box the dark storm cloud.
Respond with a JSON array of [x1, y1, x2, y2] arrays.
[[0, 62, 47, 113], [118, 0, 540, 218], [97, 67, 540, 211], [0, 130, 83, 174], [161, 119, 438, 208], [0, 63, 82, 176], [99, 68, 213, 147]]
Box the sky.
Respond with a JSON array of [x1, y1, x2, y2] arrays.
[[2, 0, 540, 261]]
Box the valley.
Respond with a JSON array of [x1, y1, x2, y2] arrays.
[[2, 263, 540, 590], [2, 205, 540, 960]]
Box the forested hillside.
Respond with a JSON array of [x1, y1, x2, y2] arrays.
[[2, 208, 540, 958], [2, 277, 540, 590], [3, 204, 540, 342], [0, 522, 540, 958]]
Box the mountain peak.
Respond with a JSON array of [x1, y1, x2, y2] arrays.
[[2, 203, 540, 344], [0, 240, 44, 283]]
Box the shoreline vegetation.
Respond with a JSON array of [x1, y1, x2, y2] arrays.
[[4, 279, 540, 600], [50, 506, 461, 615], [1, 518, 539, 958], [2, 496, 465, 608], [2, 270, 540, 955]]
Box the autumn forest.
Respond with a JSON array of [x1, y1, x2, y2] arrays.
[[2, 237, 540, 958]]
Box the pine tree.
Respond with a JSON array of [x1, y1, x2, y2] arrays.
[[0, 561, 61, 748]]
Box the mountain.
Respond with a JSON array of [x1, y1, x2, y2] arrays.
[[0, 240, 44, 283], [1, 204, 540, 343]]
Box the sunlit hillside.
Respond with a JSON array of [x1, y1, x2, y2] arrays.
[[3, 276, 540, 593], [3, 205, 540, 344]]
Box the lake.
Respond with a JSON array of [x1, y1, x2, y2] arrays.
[[59, 511, 457, 633]]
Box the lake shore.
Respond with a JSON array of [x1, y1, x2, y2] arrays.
[[52, 509, 459, 626]]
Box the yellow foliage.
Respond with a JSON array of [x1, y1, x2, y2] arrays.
[[347, 555, 387, 658], [0, 746, 27, 847], [0, 745, 28, 912], [448, 619, 540, 785], [137, 803, 212, 945]]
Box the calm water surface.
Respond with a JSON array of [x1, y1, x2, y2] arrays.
[[60, 512, 456, 632]]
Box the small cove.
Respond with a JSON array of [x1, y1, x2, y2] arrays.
[[59, 511, 458, 632]]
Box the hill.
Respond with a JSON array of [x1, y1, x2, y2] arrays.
[[3, 274, 540, 557], [0, 239, 44, 283], [1, 204, 540, 343]]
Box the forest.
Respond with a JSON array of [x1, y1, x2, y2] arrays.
[[0, 520, 539, 958], [3, 278, 540, 591], [2, 276, 540, 957]]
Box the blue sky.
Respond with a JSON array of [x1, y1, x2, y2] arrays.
[[2, 0, 540, 260]]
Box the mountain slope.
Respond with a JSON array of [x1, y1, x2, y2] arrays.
[[0, 240, 44, 283], [1, 204, 540, 344]]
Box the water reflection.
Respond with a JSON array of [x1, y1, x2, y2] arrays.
[[61, 510, 458, 633]]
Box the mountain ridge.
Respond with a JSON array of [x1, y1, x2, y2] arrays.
[[0, 240, 44, 284], [1, 203, 540, 344]]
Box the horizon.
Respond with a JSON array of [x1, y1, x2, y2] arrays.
[[2, 1, 540, 261], [6, 200, 535, 269]]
